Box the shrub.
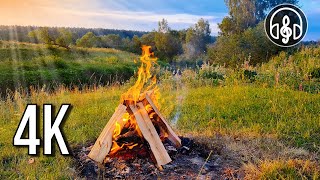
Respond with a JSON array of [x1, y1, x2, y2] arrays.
[[310, 68, 320, 79], [199, 63, 224, 80], [208, 22, 282, 67], [243, 69, 257, 82]]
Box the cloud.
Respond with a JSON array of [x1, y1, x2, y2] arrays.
[[47, 7, 223, 34], [0, 0, 224, 36], [0, 0, 224, 35]]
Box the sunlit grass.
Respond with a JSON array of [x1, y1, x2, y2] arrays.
[[1, 40, 319, 178], [244, 159, 319, 179], [1, 83, 319, 178], [0, 86, 125, 178], [174, 86, 320, 151], [0, 41, 138, 96]]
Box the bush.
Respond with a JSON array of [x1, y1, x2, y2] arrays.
[[243, 70, 257, 82], [311, 68, 320, 79], [199, 63, 224, 80], [208, 22, 282, 67]]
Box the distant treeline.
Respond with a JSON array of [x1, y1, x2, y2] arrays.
[[2, 0, 318, 67], [0, 25, 147, 43], [0, 18, 215, 64]]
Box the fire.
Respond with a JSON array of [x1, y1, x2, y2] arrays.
[[89, 45, 182, 166], [110, 114, 141, 155], [122, 113, 129, 122], [109, 45, 161, 156], [145, 104, 153, 113], [113, 122, 121, 137], [121, 45, 158, 103]]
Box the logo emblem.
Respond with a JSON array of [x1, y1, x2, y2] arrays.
[[265, 4, 308, 47]]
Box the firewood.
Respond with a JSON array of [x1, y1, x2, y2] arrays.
[[88, 104, 127, 163], [145, 92, 182, 148], [129, 103, 172, 167], [114, 128, 138, 141]]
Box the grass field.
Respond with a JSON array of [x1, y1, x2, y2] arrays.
[[0, 42, 319, 179], [0, 83, 319, 179], [0, 41, 137, 95]]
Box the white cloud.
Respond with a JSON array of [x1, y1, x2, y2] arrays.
[[40, 6, 223, 34], [0, 0, 224, 35]]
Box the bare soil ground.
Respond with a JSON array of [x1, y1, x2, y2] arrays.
[[72, 133, 319, 179], [73, 136, 244, 179]]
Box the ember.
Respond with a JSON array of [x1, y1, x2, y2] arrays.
[[74, 137, 231, 179], [88, 46, 181, 169]]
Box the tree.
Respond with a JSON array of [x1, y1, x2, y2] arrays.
[[255, 0, 298, 21], [55, 28, 73, 49], [154, 31, 182, 62], [100, 34, 122, 48], [228, 0, 256, 32], [121, 37, 132, 52], [207, 33, 241, 66], [158, 19, 170, 33], [184, 18, 211, 58], [241, 22, 282, 64], [76, 32, 99, 48], [28, 27, 53, 45], [28, 27, 73, 49], [209, 22, 281, 66], [131, 35, 141, 54], [154, 19, 182, 62], [209, 0, 299, 67], [219, 0, 299, 35], [194, 18, 211, 50], [140, 32, 156, 46]]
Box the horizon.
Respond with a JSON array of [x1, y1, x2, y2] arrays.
[[0, 0, 319, 40]]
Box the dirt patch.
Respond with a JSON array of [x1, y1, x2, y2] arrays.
[[72, 137, 242, 179]]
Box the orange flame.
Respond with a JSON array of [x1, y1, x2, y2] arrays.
[[109, 45, 161, 156], [122, 113, 130, 122], [113, 122, 121, 138], [121, 45, 157, 103]]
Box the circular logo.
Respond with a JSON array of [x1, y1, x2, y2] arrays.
[[265, 4, 308, 47]]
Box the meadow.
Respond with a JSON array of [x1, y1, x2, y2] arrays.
[[0, 41, 137, 96], [0, 42, 319, 179]]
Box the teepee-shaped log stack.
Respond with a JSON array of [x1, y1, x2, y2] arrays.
[[88, 91, 181, 168]]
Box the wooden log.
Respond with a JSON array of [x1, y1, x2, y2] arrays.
[[145, 93, 182, 148], [88, 104, 127, 163], [129, 103, 172, 167]]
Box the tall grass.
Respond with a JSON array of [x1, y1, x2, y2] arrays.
[[1, 43, 319, 178], [172, 86, 320, 151], [0, 86, 125, 178], [0, 41, 138, 96], [1, 81, 319, 178]]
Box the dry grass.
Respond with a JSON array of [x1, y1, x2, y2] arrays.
[[244, 159, 319, 180]]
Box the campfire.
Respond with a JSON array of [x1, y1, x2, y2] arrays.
[[88, 45, 181, 169]]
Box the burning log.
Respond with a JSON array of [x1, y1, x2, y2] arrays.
[[145, 92, 181, 147], [129, 103, 172, 167], [114, 128, 138, 141], [88, 104, 127, 163], [88, 45, 181, 169], [88, 95, 181, 167]]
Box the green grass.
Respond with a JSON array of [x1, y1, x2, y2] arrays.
[[0, 41, 138, 95], [1, 84, 319, 178], [173, 86, 320, 151], [0, 42, 319, 178], [0, 86, 125, 178], [244, 159, 319, 179]]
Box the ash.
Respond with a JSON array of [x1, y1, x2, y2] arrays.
[[73, 137, 239, 179]]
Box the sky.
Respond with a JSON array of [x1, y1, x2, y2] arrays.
[[0, 0, 318, 40]]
